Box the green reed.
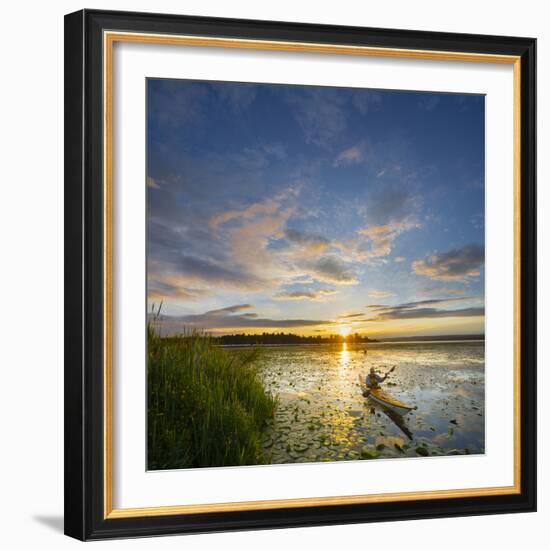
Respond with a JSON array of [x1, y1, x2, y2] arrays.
[[147, 326, 277, 470]]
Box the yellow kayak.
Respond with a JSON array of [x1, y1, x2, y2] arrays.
[[359, 374, 415, 415]]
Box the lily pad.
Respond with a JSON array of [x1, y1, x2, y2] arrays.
[[415, 447, 429, 457]]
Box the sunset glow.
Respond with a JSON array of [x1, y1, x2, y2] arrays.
[[338, 325, 352, 338]]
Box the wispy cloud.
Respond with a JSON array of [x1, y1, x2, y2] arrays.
[[273, 288, 337, 301], [150, 251, 272, 292], [147, 176, 160, 189], [284, 229, 331, 255], [148, 279, 206, 301], [351, 90, 382, 115], [369, 307, 484, 320], [209, 187, 298, 227], [368, 297, 477, 310], [286, 88, 347, 147], [207, 304, 254, 315], [355, 219, 418, 259], [152, 304, 333, 334], [147, 80, 210, 131], [365, 297, 484, 321], [368, 289, 395, 298], [338, 312, 366, 319], [285, 88, 381, 148], [364, 188, 418, 226], [225, 144, 288, 172], [412, 243, 484, 282], [334, 141, 369, 166], [420, 286, 467, 296], [305, 255, 358, 285]]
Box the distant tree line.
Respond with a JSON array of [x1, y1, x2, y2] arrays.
[[213, 332, 378, 345]]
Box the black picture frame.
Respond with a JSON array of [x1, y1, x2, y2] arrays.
[[64, 9, 536, 541]]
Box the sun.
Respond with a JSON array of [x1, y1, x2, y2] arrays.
[[338, 325, 351, 338]]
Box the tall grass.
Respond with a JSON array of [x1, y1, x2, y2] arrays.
[[147, 326, 277, 470]]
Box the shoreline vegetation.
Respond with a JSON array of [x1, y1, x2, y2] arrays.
[[160, 331, 485, 346], [147, 326, 277, 470], [214, 332, 375, 345]]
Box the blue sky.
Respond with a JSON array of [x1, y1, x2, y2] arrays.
[[147, 79, 485, 338]]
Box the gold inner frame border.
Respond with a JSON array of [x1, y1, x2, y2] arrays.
[[102, 30, 522, 519]]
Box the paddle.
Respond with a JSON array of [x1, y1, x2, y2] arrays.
[[382, 366, 396, 383]]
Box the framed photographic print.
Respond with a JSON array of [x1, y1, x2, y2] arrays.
[[64, 9, 536, 540]]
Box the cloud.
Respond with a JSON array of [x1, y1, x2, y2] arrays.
[[147, 176, 160, 189], [179, 187, 302, 293], [334, 141, 369, 166], [285, 88, 380, 148], [305, 255, 358, 285], [273, 288, 337, 301], [286, 88, 347, 147], [148, 80, 260, 135], [226, 144, 288, 171], [284, 229, 331, 254], [262, 143, 287, 160], [209, 187, 298, 227], [153, 252, 272, 291], [368, 289, 395, 298], [371, 307, 484, 320], [206, 304, 255, 315], [338, 312, 365, 319], [351, 90, 382, 115], [365, 297, 484, 321], [365, 189, 417, 226], [351, 218, 419, 260], [148, 79, 209, 131], [366, 296, 480, 312], [329, 188, 421, 262], [288, 275, 315, 285], [152, 303, 333, 334], [420, 286, 467, 296], [412, 243, 484, 282], [394, 256, 406, 263], [367, 297, 476, 310], [148, 279, 206, 301]]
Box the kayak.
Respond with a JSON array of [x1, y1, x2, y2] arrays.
[[358, 374, 416, 416], [369, 388, 415, 416]]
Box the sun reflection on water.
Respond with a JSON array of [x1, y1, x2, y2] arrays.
[[339, 342, 350, 367]]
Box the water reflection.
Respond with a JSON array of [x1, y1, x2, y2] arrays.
[[380, 407, 414, 440], [339, 342, 350, 367]]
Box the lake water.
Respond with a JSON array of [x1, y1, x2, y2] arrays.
[[249, 341, 485, 463]]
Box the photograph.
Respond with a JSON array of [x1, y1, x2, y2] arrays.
[[146, 78, 486, 470], [61, 6, 537, 540]]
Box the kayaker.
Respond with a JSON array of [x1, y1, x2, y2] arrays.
[[365, 366, 394, 389]]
